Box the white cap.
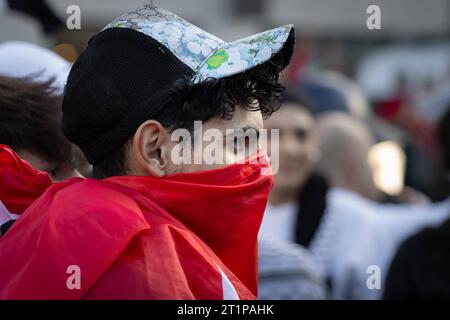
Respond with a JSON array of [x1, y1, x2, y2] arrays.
[[0, 41, 71, 94]]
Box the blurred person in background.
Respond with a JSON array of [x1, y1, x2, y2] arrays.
[[0, 0, 63, 47], [259, 90, 323, 244], [295, 70, 371, 118], [5, 0, 62, 35], [0, 75, 82, 181], [383, 106, 450, 300], [0, 142, 52, 238], [0, 75, 82, 237], [0, 41, 92, 177], [312, 112, 450, 299], [0, 41, 70, 94], [293, 70, 416, 205], [259, 76, 449, 299], [316, 113, 380, 202], [0, 41, 90, 237], [258, 90, 329, 299]]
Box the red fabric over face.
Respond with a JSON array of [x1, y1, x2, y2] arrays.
[[0, 145, 273, 300]]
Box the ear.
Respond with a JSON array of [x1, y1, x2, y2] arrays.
[[130, 120, 170, 177]]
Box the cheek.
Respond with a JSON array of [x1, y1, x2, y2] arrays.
[[301, 137, 319, 161], [280, 140, 306, 162], [165, 139, 231, 174]]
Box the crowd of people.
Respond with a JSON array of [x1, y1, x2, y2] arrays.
[[0, 3, 449, 300], [257, 89, 450, 299]]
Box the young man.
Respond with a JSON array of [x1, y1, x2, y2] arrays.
[[0, 4, 295, 299]]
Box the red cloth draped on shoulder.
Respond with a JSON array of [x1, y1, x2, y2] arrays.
[[0, 144, 52, 214], [0, 144, 272, 299]]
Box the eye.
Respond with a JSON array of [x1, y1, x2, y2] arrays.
[[226, 128, 260, 156], [295, 128, 309, 141], [233, 133, 258, 154]]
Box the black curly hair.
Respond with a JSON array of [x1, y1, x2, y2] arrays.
[[92, 53, 286, 179]]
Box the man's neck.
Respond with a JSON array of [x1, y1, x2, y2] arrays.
[[329, 179, 361, 198]]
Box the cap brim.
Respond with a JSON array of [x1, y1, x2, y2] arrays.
[[193, 25, 295, 83]]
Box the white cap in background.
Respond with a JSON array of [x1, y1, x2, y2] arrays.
[[0, 41, 71, 94]]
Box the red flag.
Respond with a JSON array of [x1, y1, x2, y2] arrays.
[[0, 145, 273, 299], [0, 144, 52, 214]]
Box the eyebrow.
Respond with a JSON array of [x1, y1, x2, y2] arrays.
[[224, 126, 260, 136]]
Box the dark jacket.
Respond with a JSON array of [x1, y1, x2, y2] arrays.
[[383, 217, 450, 299]]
